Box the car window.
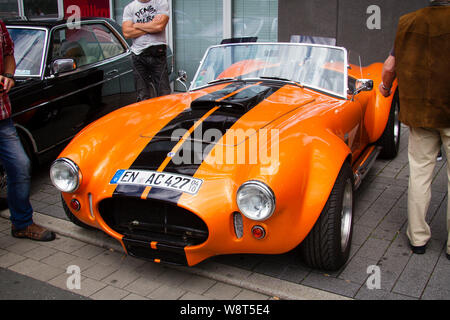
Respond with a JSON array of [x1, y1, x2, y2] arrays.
[[90, 24, 126, 59], [7, 27, 46, 77], [50, 25, 103, 68]]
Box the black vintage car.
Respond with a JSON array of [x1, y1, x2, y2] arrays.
[[4, 17, 137, 165]]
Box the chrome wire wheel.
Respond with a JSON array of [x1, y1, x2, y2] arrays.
[[393, 99, 400, 147], [340, 178, 353, 253]]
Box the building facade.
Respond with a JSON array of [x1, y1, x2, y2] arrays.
[[1, 0, 430, 86]]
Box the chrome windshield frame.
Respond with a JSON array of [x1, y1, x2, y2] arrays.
[[190, 42, 349, 99]]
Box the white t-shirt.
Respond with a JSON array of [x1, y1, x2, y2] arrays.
[[122, 0, 169, 55]]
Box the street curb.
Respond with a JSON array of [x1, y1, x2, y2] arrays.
[[0, 209, 351, 300]]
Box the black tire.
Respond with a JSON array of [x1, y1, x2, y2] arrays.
[[377, 90, 400, 159], [61, 195, 96, 230], [300, 161, 354, 271]]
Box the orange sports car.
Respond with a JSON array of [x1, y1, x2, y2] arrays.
[[50, 43, 399, 271]]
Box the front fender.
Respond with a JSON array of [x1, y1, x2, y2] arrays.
[[247, 123, 353, 252]]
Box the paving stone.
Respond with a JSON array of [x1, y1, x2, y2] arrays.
[[122, 293, 149, 300], [71, 245, 106, 260], [203, 282, 242, 300], [83, 263, 119, 281], [356, 287, 417, 300], [41, 251, 77, 268], [146, 284, 187, 300], [354, 237, 390, 261], [0, 252, 26, 268], [179, 291, 211, 300], [23, 245, 57, 261], [301, 272, 360, 298], [90, 285, 129, 300], [123, 276, 163, 297], [48, 273, 107, 297], [5, 240, 39, 255], [8, 258, 64, 282], [338, 256, 379, 285], [179, 274, 216, 295], [233, 289, 270, 300], [393, 266, 432, 298], [102, 268, 141, 289]]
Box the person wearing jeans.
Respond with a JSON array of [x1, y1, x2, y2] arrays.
[[122, 0, 171, 101], [0, 20, 55, 241]]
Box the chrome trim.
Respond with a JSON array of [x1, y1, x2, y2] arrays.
[[6, 26, 49, 78], [50, 158, 82, 193], [190, 42, 349, 99], [340, 179, 353, 252], [236, 180, 276, 221], [88, 193, 95, 219], [353, 146, 382, 190]]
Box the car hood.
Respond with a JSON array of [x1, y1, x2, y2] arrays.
[[66, 81, 323, 203], [140, 81, 316, 144]]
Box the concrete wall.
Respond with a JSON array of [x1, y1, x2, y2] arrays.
[[278, 0, 429, 64]]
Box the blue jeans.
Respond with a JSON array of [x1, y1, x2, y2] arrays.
[[0, 118, 33, 229]]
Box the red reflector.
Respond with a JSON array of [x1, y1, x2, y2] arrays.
[[70, 199, 81, 211], [251, 225, 266, 239]]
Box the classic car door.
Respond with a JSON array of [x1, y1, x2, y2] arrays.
[[39, 22, 132, 154]]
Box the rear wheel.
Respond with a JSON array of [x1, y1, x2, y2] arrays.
[[378, 91, 400, 159], [300, 161, 354, 271]]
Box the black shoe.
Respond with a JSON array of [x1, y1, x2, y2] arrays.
[[410, 243, 427, 254], [446, 253, 450, 261]]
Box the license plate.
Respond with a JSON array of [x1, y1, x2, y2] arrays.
[[110, 169, 203, 195]]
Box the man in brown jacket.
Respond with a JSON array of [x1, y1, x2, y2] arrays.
[[380, 0, 450, 259]]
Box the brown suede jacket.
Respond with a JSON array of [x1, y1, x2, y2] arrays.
[[394, 5, 450, 128]]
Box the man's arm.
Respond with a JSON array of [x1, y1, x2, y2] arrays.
[[379, 54, 396, 97], [1, 54, 16, 93], [122, 20, 147, 39], [133, 14, 169, 34]]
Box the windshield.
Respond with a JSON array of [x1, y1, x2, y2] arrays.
[[7, 27, 47, 77], [191, 43, 348, 98]]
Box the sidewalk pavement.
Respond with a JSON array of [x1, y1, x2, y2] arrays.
[[0, 125, 449, 300]]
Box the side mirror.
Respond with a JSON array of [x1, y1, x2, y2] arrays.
[[51, 58, 77, 76], [176, 70, 188, 92], [351, 79, 373, 100]]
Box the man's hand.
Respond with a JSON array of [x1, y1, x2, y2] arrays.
[[1, 54, 15, 93], [379, 82, 391, 97], [379, 54, 395, 98]]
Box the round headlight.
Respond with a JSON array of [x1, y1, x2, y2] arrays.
[[50, 158, 81, 193], [236, 181, 275, 221]]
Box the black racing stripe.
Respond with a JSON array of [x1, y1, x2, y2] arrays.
[[112, 83, 248, 198], [147, 83, 284, 202]]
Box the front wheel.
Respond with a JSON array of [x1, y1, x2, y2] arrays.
[[299, 161, 354, 271]]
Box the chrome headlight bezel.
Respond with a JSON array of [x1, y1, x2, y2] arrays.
[[50, 158, 82, 193], [236, 180, 276, 221]]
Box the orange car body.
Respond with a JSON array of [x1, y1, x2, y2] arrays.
[[56, 45, 397, 267]]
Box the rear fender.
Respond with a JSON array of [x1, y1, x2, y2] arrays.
[[362, 63, 398, 143]]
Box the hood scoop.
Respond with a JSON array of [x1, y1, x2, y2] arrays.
[[190, 84, 277, 114]]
